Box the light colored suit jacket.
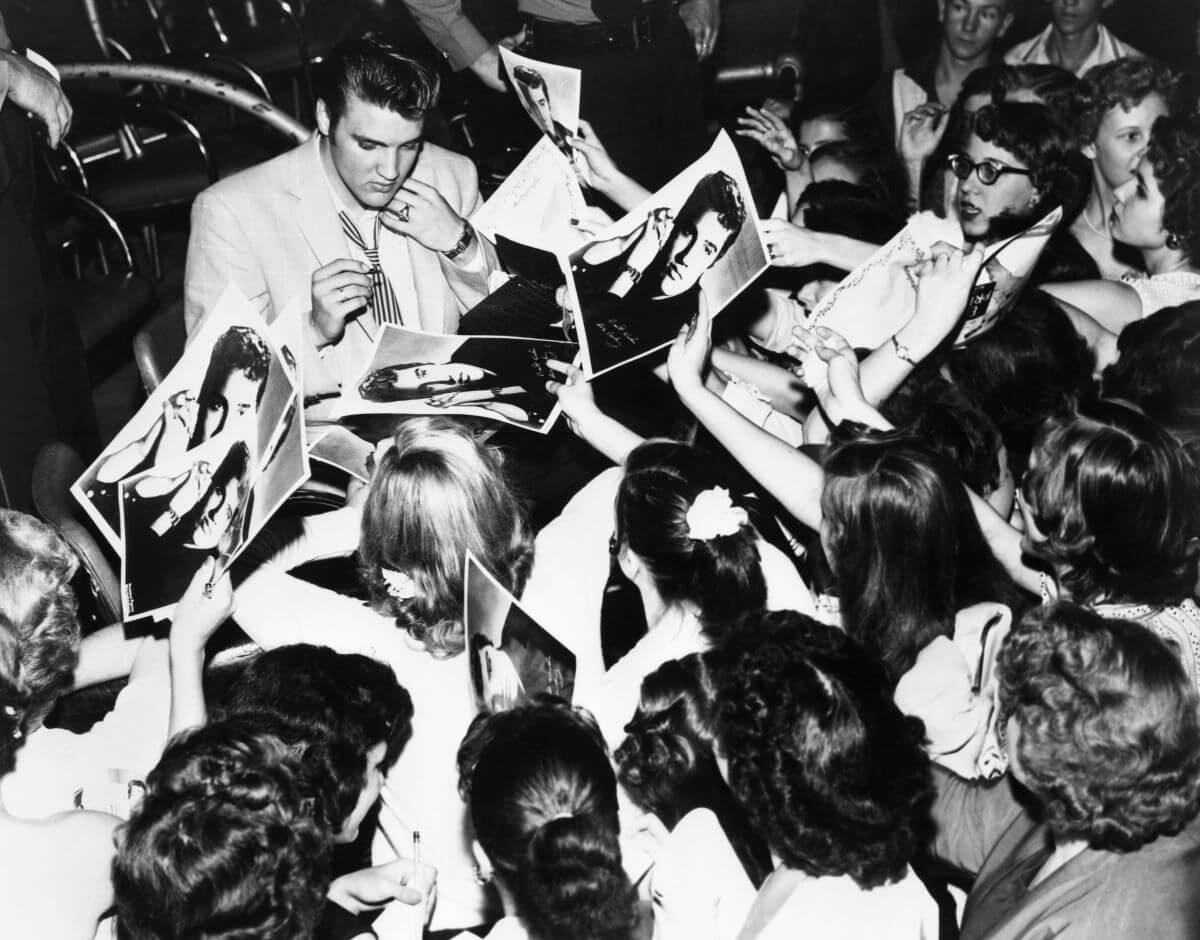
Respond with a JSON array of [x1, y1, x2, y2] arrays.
[[184, 134, 496, 396]]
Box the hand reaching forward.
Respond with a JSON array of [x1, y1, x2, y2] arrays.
[[898, 102, 948, 165], [666, 296, 713, 401], [2, 51, 72, 147], [545, 359, 598, 436], [735, 106, 804, 171]]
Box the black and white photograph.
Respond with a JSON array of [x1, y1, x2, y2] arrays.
[[72, 286, 295, 548], [568, 131, 768, 376], [465, 553, 576, 713], [499, 47, 581, 162], [117, 434, 254, 621], [335, 325, 577, 433], [5, 6, 1200, 939]]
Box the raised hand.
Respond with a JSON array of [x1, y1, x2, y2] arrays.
[[382, 178, 470, 255], [666, 296, 713, 401], [171, 558, 234, 657], [905, 243, 987, 347], [735, 106, 804, 171], [467, 27, 527, 93], [159, 390, 198, 458], [626, 207, 675, 272], [791, 325, 872, 425], [898, 102, 949, 165], [545, 359, 598, 436], [310, 258, 371, 346], [758, 218, 826, 267], [678, 0, 720, 59]]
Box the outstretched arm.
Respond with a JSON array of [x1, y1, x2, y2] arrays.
[[546, 360, 645, 465], [668, 304, 825, 531]]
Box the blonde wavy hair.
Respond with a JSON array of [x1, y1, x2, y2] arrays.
[[358, 417, 534, 657]]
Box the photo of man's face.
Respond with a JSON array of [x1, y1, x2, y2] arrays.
[[660, 209, 737, 296], [199, 367, 264, 441], [359, 362, 496, 401], [528, 85, 554, 134], [188, 474, 243, 550]]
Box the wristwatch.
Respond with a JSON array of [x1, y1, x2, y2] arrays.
[[442, 221, 476, 261]]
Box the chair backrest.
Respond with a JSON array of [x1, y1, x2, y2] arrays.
[[31, 443, 122, 626], [133, 298, 186, 393]]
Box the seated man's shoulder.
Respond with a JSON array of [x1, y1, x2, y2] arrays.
[[198, 137, 312, 206], [419, 142, 479, 179]]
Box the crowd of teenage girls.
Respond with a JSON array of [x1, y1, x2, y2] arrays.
[[3, 10, 1200, 940]]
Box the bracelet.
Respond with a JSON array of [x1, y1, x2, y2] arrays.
[[891, 334, 917, 366], [621, 264, 642, 285], [442, 221, 475, 261]]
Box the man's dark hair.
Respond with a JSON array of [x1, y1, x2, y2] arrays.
[[674, 171, 747, 263], [321, 32, 440, 125], [221, 645, 414, 833], [190, 325, 271, 447], [512, 65, 548, 94]]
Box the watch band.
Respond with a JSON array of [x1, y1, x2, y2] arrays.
[[442, 221, 476, 261]]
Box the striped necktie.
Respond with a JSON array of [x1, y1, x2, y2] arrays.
[[339, 210, 403, 327]]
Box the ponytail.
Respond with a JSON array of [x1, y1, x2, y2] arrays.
[[519, 814, 637, 940], [617, 441, 767, 640]]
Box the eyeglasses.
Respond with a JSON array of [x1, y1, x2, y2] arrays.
[[947, 154, 1034, 185]]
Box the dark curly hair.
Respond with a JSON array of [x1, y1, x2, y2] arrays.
[[675, 172, 747, 260], [0, 617, 31, 775], [0, 510, 81, 732], [942, 289, 1095, 476], [458, 699, 638, 940], [221, 644, 414, 835], [1101, 300, 1200, 458], [711, 610, 933, 888], [358, 417, 534, 657], [615, 440, 767, 642], [1022, 398, 1199, 606], [1145, 113, 1200, 267], [616, 654, 773, 887], [968, 102, 1090, 235], [113, 717, 333, 940], [1076, 57, 1179, 146], [998, 603, 1200, 850]]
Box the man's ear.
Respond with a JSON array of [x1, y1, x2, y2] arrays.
[[315, 98, 331, 137], [1081, 140, 1097, 161]]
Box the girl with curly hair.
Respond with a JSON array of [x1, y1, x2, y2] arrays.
[[1044, 112, 1200, 335], [972, 398, 1200, 688], [935, 602, 1200, 939], [233, 416, 535, 931], [710, 610, 938, 938], [616, 654, 772, 940]]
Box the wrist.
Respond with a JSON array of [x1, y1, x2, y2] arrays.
[[441, 219, 475, 259]]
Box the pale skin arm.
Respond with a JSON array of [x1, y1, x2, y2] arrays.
[[570, 120, 651, 213], [709, 347, 811, 422], [667, 305, 825, 531], [1043, 293, 1119, 373], [1039, 279, 1143, 335], [546, 360, 645, 466], [167, 561, 235, 737]]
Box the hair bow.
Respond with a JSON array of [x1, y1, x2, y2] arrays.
[[685, 487, 749, 541], [380, 567, 417, 600]]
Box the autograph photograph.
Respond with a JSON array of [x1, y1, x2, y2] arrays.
[[465, 553, 576, 713], [335, 325, 578, 433], [566, 131, 768, 376]]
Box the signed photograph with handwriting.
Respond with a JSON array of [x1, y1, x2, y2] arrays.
[[567, 131, 768, 376], [335, 325, 578, 433]]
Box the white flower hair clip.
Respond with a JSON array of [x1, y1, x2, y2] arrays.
[[685, 487, 749, 541], [380, 567, 417, 601]]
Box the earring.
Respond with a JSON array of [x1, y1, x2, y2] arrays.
[[473, 863, 494, 886], [1167, 233, 1181, 251]]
